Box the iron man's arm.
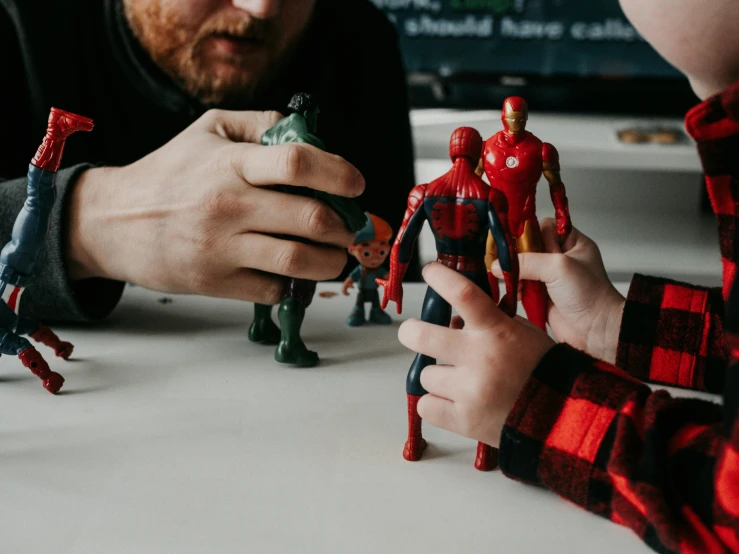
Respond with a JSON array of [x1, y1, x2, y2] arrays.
[[488, 190, 519, 317], [376, 184, 427, 313], [475, 139, 486, 177], [542, 143, 572, 239]]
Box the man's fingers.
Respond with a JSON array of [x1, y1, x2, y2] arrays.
[[230, 233, 348, 281], [398, 318, 460, 363], [417, 394, 459, 435], [237, 188, 356, 248], [419, 365, 460, 401], [234, 142, 365, 197], [200, 109, 283, 143], [421, 263, 505, 330], [208, 269, 286, 304]]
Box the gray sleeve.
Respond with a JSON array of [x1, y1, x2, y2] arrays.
[[0, 164, 124, 323]]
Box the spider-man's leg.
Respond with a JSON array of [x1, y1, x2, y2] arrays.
[[468, 270, 499, 471], [484, 231, 501, 304], [404, 286, 452, 461]]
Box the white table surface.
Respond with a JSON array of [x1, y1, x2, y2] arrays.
[[0, 282, 710, 554]]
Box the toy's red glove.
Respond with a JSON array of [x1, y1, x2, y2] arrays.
[[377, 275, 404, 314], [551, 185, 572, 238], [555, 208, 572, 238]]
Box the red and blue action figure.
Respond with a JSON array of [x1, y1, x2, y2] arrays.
[[342, 213, 393, 326], [378, 127, 519, 471], [0, 108, 93, 393], [480, 97, 572, 330]]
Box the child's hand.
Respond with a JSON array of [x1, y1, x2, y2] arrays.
[[398, 263, 556, 448], [492, 218, 625, 363]]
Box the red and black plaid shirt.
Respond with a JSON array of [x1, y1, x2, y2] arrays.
[[500, 79, 739, 553]]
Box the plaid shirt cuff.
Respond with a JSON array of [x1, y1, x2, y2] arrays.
[[616, 274, 727, 393], [500, 343, 646, 505]]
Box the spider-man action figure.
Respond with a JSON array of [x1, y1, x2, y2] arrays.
[[378, 127, 519, 471], [480, 97, 572, 330], [0, 108, 93, 393]]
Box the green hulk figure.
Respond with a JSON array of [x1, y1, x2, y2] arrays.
[[248, 93, 367, 366]]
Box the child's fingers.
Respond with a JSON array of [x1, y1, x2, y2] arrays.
[[398, 318, 460, 362], [512, 252, 562, 284], [539, 218, 563, 254], [543, 217, 585, 253], [421, 263, 505, 331], [419, 364, 460, 401], [449, 315, 464, 330], [417, 394, 459, 435]]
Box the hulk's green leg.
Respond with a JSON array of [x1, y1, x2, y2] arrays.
[[274, 297, 319, 367], [248, 304, 281, 345]]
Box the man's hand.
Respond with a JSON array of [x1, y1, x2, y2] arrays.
[[492, 219, 625, 363], [67, 110, 365, 304], [398, 263, 555, 448]]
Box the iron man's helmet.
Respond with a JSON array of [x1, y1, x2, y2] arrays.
[[449, 127, 483, 161], [501, 97, 528, 134]]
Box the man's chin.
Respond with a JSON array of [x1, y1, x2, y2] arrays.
[[185, 62, 266, 107]]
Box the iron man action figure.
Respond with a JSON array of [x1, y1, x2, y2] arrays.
[[479, 96, 572, 330], [378, 127, 519, 471]]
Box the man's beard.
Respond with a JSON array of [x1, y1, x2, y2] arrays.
[[124, 1, 288, 107]]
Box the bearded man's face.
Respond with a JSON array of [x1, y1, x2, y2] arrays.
[[124, 0, 316, 106]]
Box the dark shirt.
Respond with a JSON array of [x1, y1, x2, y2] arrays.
[[0, 0, 417, 322]]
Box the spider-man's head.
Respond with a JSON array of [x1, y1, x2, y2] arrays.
[[449, 127, 482, 162], [501, 97, 528, 134]]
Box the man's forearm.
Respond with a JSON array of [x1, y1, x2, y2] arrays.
[[0, 164, 124, 322]]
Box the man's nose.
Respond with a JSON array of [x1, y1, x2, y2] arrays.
[[232, 0, 281, 18]]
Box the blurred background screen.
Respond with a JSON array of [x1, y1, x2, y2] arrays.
[[371, 0, 698, 115]]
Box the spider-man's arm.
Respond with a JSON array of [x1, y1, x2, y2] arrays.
[[377, 184, 427, 314], [488, 189, 518, 317], [542, 142, 571, 239]]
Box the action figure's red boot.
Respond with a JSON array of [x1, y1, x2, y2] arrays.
[[521, 279, 548, 331], [18, 347, 64, 394], [31, 324, 74, 360], [474, 442, 499, 471], [31, 108, 94, 172], [403, 394, 427, 461]]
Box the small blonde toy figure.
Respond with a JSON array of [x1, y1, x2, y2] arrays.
[[342, 213, 393, 326]]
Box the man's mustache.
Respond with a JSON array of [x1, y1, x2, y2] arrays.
[[197, 17, 270, 43]]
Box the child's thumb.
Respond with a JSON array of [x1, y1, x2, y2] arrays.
[[493, 253, 559, 284]]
